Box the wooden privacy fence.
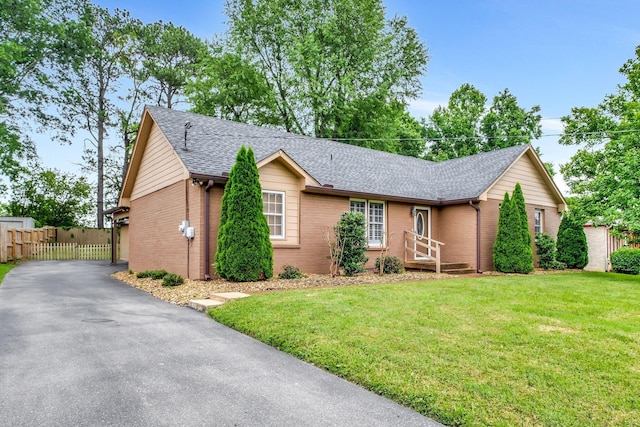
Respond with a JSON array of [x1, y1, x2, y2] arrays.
[[1, 225, 57, 263], [1, 224, 113, 262]]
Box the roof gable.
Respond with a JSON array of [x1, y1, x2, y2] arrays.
[[256, 150, 321, 187]]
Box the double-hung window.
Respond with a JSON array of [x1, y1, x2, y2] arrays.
[[263, 190, 285, 238], [534, 209, 544, 234], [350, 199, 385, 247]]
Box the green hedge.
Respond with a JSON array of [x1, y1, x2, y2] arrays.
[[610, 247, 640, 275]]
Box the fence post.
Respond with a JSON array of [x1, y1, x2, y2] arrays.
[[0, 223, 6, 263]]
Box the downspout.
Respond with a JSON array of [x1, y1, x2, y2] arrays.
[[204, 180, 215, 280], [469, 201, 482, 273]]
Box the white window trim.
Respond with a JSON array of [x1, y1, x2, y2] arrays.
[[534, 208, 544, 234], [349, 198, 386, 248], [263, 190, 286, 239]]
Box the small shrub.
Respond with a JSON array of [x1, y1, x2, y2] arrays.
[[128, 269, 133, 275], [535, 232, 564, 270], [162, 273, 184, 287], [374, 256, 404, 274], [150, 269, 168, 280], [610, 247, 640, 275], [278, 265, 306, 279], [136, 269, 168, 279], [336, 211, 368, 276]]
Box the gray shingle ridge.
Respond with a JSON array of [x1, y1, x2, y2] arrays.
[[145, 105, 528, 203]]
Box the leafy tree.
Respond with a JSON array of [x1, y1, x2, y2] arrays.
[[335, 211, 368, 276], [493, 189, 534, 273], [186, 50, 281, 126], [560, 45, 640, 238], [3, 167, 92, 227], [137, 21, 206, 109], [424, 84, 542, 161], [424, 84, 487, 160], [57, 5, 137, 227], [223, 0, 428, 148], [556, 213, 588, 269], [0, 0, 88, 179], [215, 147, 273, 281], [481, 89, 542, 151]]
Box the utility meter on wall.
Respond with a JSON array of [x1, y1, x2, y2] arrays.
[[185, 227, 195, 239]]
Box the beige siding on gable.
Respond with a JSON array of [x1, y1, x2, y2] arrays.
[[487, 154, 556, 207], [131, 123, 188, 200], [259, 160, 300, 245]]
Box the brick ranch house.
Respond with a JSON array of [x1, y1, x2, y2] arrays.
[[109, 105, 567, 280]]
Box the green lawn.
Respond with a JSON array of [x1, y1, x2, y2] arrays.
[[0, 263, 14, 285], [209, 272, 640, 426]]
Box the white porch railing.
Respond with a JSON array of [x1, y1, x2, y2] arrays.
[[404, 230, 445, 274]]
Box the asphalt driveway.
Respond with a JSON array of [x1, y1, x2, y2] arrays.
[[0, 261, 442, 426]]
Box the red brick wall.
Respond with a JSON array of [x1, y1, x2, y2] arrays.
[[438, 204, 478, 269], [129, 180, 204, 279]]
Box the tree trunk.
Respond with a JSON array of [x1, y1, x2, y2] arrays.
[[97, 91, 105, 228]]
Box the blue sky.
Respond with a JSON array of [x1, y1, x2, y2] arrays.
[[37, 0, 640, 194]]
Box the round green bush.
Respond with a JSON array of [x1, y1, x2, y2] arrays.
[[610, 247, 640, 275], [278, 265, 306, 279], [151, 269, 169, 280], [374, 256, 404, 274], [162, 273, 184, 287]]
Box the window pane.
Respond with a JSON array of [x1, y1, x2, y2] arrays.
[[263, 191, 284, 237], [350, 200, 366, 214], [368, 202, 384, 245]]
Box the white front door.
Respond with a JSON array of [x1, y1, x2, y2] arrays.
[[413, 208, 431, 260]]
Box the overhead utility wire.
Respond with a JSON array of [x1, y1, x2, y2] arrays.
[[200, 128, 640, 142]]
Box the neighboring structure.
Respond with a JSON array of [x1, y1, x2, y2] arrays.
[[583, 223, 628, 271], [113, 106, 567, 279], [0, 217, 35, 229]]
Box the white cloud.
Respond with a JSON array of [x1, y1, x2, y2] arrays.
[[407, 98, 445, 119], [540, 117, 565, 133]]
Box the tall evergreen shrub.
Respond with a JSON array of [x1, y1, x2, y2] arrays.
[[512, 183, 532, 247], [215, 147, 243, 279], [556, 213, 588, 269], [493, 189, 534, 273], [336, 211, 368, 276], [215, 147, 273, 281]]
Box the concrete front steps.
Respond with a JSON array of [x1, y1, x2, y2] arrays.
[[188, 292, 250, 312], [404, 261, 476, 275]]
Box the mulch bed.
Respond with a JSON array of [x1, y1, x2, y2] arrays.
[[112, 270, 454, 306], [112, 268, 578, 307]]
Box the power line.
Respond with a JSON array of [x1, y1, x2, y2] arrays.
[[200, 128, 640, 143]]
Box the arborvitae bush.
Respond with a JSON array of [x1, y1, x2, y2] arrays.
[[610, 247, 640, 275], [336, 211, 368, 276], [556, 213, 588, 269], [374, 255, 404, 274], [512, 183, 532, 248], [493, 190, 534, 273], [215, 147, 273, 281], [215, 147, 242, 279]]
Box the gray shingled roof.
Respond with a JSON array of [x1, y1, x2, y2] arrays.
[[146, 105, 531, 202]]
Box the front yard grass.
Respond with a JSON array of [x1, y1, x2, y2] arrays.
[[0, 263, 14, 285], [209, 272, 640, 426]]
